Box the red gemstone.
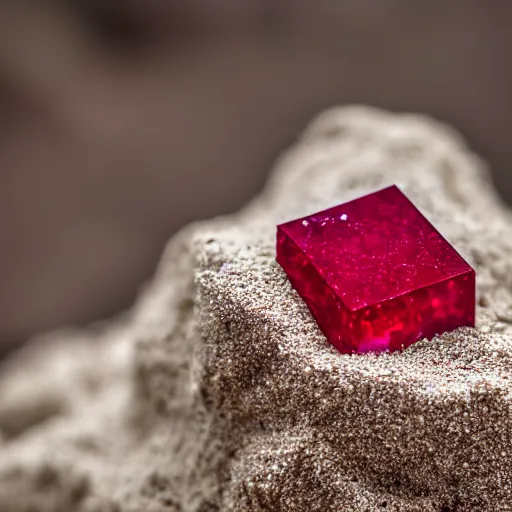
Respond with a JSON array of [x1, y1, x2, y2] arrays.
[[276, 185, 475, 353]]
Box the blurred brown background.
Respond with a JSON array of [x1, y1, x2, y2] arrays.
[[1, 1, 511, 356]]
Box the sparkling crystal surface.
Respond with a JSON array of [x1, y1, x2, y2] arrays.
[[276, 185, 475, 353]]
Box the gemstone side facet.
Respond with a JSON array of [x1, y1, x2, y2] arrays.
[[276, 185, 475, 353]]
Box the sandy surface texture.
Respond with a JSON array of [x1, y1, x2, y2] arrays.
[[1, 107, 511, 511]]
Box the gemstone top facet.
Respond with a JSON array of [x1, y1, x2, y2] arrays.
[[276, 185, 475, 353]]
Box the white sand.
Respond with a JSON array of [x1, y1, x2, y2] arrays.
[[1, 107, 512, 511]]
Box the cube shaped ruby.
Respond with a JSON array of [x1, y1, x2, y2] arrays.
[[276, 185, 475, 353]]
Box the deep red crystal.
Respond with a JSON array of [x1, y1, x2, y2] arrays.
[[276, 185, 475, 353]]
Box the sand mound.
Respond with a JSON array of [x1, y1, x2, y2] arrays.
[[1, 107, 512, 511]]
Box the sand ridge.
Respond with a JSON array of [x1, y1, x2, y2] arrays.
[[1, 107, 512, 510]]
